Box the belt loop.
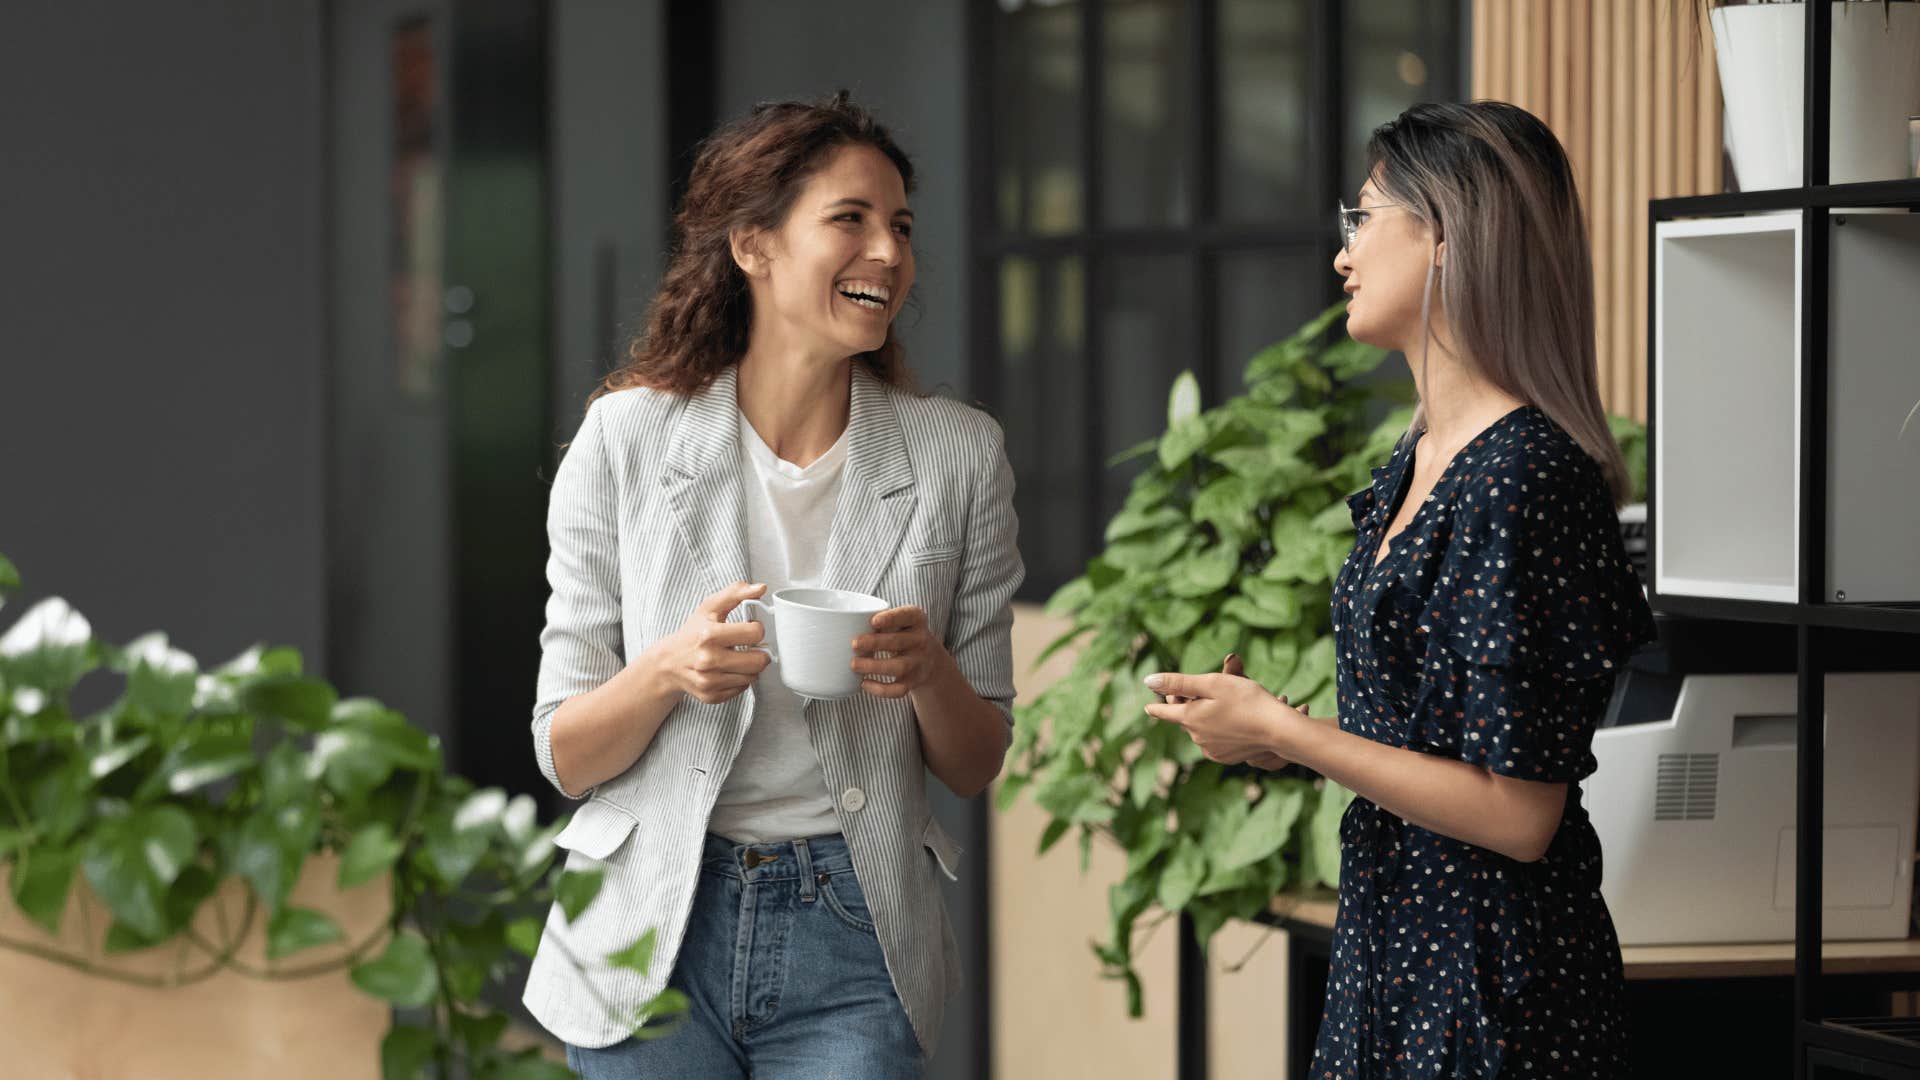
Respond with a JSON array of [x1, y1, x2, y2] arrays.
[[795, 838, 816, 902]]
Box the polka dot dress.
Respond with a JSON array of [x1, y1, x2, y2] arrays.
[[1310, 406, 1658, 1078]]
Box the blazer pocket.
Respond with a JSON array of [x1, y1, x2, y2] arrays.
[[905, 539, 963, 567], [922, 816, 963, 882], [552, 798, 639, 861]]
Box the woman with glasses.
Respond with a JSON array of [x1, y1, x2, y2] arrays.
[[1146, 101, 1654, 1076]]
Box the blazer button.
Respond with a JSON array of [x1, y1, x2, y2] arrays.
[[841, 787, 867, 813]]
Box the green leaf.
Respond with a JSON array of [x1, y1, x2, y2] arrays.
[[1033, 763, 1114, 825], [1043, 576, 1095, 618], [351, 929, 438, 1007], [260, 741, 309, 808], [103, 919, 167, 953], [606, 927, 659, 975], [1104, 505, 1184, 545], [450, 1009, 512, 1062], [1243, 633, 1300, 691], [1167, 370, 1202, 427], [267, 905, 345, 960], [1156, 838, 1207, 911], [120, 633, 200, 717], [1216, 783, 1309, 873], [1167, 540, 1239, 600], [1301, 782, 1355, 889], [9, 845, 79, 934], [380, 1021, 438, 1080], [1141, 597, 1206, 644], [156, 733, 254, 795], [333, 699, 440, 771], [1220, 594, 1293, 631], [0, 597, 96, 694], [1239, 578, 1305, 627], [1285, 635, 1337, 701], [242, 675, 337, 731], [505, 916, 544, 958], [82, 805, 199, 939], [1036, 818, 1072, 855], [557, 868, 605, 923], [338, 822, 405, 889], [231, 802, 317, 911], [1191, 474, 1260, 538], [1157, 416, 1209, 471], [87, 735, 153, 782], [1177, 618, 1244, 680], [993, 772, 1031, 814], [1127, 754, 1162, 808], [633, 988, 691, 1040], [0, 553, 19, 597]]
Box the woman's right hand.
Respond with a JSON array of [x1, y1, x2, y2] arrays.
[[642, 582, 773, 704]]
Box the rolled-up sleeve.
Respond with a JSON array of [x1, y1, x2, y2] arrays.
[[531, 403, 625, 799], [944, 421, 1024, 729]]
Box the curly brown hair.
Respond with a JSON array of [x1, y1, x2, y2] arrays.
[[592, 91, 918, 401]]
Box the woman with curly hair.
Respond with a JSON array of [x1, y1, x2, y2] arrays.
[[522, 93, 1023, 1079]]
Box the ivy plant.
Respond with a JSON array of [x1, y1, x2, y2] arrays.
[[0, 552, 681, 1078], [1002, 301, 1648, 1015]]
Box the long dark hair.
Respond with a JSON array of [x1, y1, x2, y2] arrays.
[[592, 91, 917, 401], [1368, 101, 1633, 505]]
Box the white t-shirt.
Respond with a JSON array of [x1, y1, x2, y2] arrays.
[[705, 412, 849, 844]]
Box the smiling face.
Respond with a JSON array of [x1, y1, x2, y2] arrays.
[[1332, 174, 1444, 354], [737, 143, 916, 360]]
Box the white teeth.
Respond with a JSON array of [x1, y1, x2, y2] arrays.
[[836, 281, 891, 308]]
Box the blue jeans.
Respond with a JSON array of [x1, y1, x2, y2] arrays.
[[567, 833, 924, 1080]]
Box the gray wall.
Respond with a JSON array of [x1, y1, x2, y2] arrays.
[[326, 0, 457, 744], [0, 3, 327, 671], [552, 0, 670, 437], [716, 0, 972, 399]]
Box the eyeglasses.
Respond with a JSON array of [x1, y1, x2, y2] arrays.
[[1337, 199, 1406, 251]]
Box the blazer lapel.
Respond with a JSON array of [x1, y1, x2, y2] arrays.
[[661, 367, 751, 589], [818, 367, 917, 603]]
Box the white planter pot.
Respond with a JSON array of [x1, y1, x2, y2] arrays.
[[1711, 1, 1920, 190]]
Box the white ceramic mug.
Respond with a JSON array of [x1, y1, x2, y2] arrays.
[[738, 587, 890, 700]]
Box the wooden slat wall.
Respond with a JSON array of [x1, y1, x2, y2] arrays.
[[1471, 0, 1723, 423]]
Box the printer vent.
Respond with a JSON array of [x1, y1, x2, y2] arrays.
[[1653, 752, 1719, 821]]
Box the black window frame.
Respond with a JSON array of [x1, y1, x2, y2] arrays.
[[967, 0, 1461, 602]]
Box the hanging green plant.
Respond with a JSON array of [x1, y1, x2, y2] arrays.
[[0, 552, 678, 1078]]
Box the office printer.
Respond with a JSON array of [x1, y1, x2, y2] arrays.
[[1586, 616, 1920, 945]]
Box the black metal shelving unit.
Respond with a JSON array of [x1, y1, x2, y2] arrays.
[[1647, 5, 1920, 1077]]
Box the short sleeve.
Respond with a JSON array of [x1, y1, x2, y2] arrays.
[[1438, 451, 1655, 679], [1433, 445, 1656, 782]]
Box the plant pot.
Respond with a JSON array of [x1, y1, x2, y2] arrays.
[[0, 856, 391, 1079], [1710, 1, 1920, 190]]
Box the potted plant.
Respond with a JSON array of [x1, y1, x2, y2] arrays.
[[1000, 303, 1389, 1012], [1003, 303, 1651, 1013], [0, 553, 678, 1078], [1703, 0, 1920, 189]]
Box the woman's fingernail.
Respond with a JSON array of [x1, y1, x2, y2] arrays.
[[1144, 674, 1166, 691]]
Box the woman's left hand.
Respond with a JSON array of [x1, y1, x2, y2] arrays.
[[852, 606, 947, 698], [1144, 672, 1304, 764]]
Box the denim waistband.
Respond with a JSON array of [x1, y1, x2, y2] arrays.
[[700, 832, 854, 883]]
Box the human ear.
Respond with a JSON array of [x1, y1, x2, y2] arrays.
[[730, 227, 770, 278]]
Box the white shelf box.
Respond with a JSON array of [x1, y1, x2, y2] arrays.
[[1828, 212, 1920, 605], [1655, 214, 1802, 603]]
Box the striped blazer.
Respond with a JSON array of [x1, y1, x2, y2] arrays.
[[521, 364, 1023, 1055]]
